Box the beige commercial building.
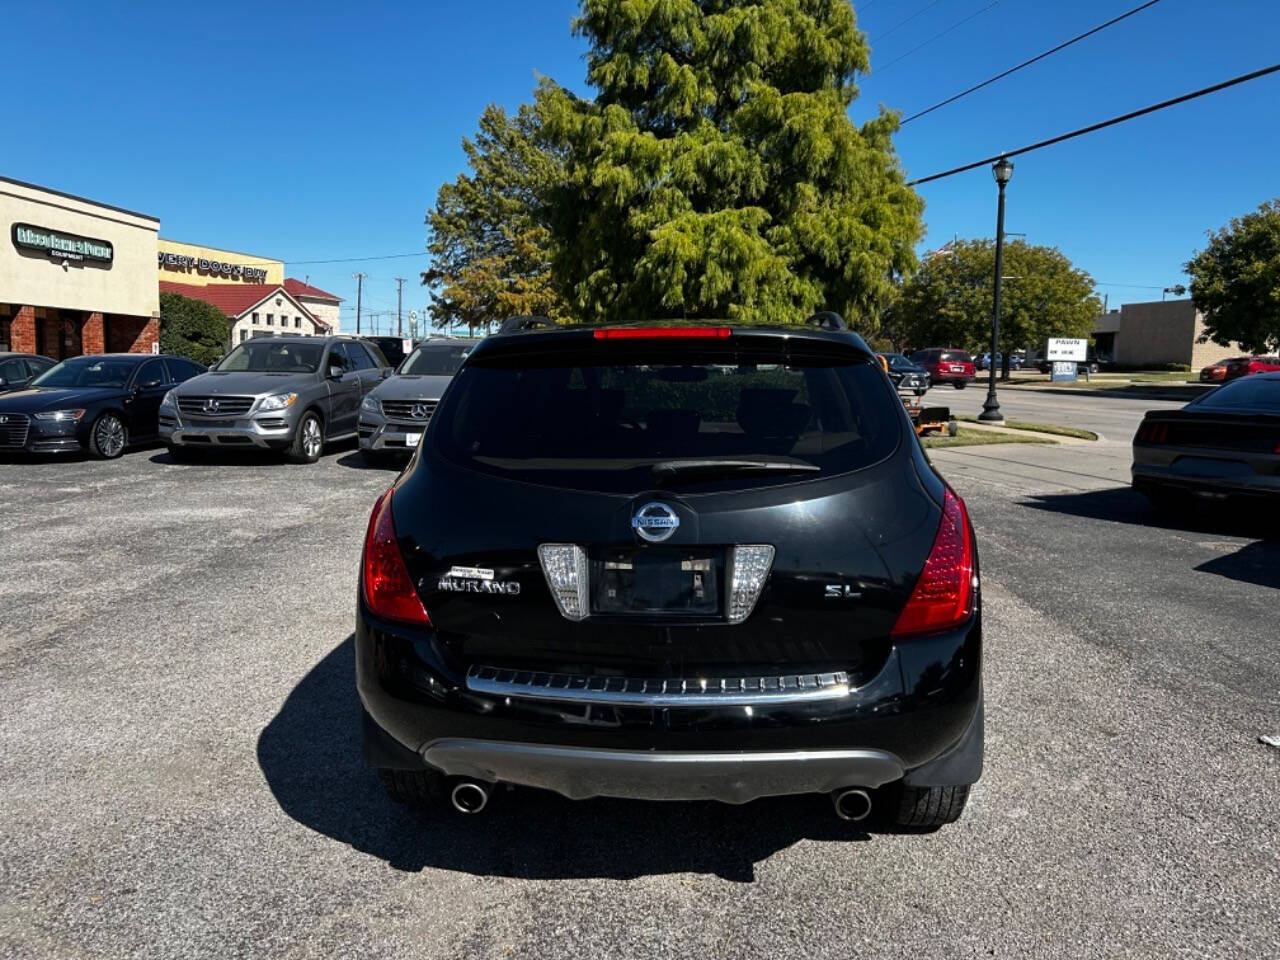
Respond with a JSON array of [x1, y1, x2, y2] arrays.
[[1093, 299, 1244, 369], [1, 175, 161, 358], [2, 175, 343, 359]]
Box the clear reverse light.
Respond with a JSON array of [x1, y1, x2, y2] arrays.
[[33, 409, 85, 421], [727, 545, 775, 623], [538, 544, 590, 621]]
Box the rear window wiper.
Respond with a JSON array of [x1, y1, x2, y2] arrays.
[[651, 459, 821, 482]]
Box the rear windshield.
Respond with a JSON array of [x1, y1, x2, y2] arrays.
[[940, 351, 971, 363], [1193, 377, 1280, 412], [399, 343, 473, 376], [428, 342, 902, 492]]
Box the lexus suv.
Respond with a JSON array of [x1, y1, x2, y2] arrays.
[[161, 336, 390, 463], [358, 337, 478, 465], [357, 315, 983, 828]]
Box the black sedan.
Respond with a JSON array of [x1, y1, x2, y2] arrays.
[[0, 352, 55, 393], [1132, 372, 1280, 508], [0, 353, 205, 459]]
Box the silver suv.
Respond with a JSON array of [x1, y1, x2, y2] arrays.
[[161, 336, 390, 463], [358, 337, 476, 466]]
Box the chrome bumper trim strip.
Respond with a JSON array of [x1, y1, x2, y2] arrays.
[[466, 665, 851, 707]]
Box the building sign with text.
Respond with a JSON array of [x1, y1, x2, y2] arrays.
[[12, 223, 114, 264], [158, 251, 268, 282]]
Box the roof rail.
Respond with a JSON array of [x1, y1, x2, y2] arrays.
[[499, 315, 558, 335], [805, 311, 847, 332]]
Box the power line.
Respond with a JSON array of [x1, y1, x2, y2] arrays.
[[908, 62, 1280, 185], [873, 0, 1002, 75], [870, 0, 946, 44], [285, 251, 425, 266], [900, 0, 1162, 125]]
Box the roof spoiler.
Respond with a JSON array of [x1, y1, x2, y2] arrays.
[[498, 315, 558, 335]]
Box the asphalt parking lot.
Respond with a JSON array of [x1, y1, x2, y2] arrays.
[[2, 401, 1277, 959]]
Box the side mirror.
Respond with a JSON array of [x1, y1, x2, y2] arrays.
[[328, 365, 344, 379], [0, 378, 7, 388], [141, 379, 163, 389]]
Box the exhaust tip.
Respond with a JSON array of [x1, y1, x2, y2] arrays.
[[832, 788, 872, 822], [450, 780, 490, 814]]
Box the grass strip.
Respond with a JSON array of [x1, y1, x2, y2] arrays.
[[954, 415, 1098, 441], [922, 427, 1055, 449]]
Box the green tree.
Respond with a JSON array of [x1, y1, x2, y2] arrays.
[[1186, 199, 1280, 354], [423, 103, 567, 333], [158, 291, 230, 365], [892, 239, 1101, 372], [538, 0, 923, 329]]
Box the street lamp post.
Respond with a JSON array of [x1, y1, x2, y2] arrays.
[[979, 156, 1014, 423]]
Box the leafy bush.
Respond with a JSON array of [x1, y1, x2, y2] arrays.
[[159, 291, 231, 366], [1163, 363, 1191, 372]]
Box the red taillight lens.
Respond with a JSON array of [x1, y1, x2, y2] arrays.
[[362, 488, 430, 624], [892, 489, 975, 638], [593, 326, 731, 340], [1137, 422, 1169, 444]]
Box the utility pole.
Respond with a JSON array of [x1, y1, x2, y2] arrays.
[[394, 278, 406, 337], [352, 272, 366, 335]]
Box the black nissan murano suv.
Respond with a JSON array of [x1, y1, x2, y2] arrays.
[[356, 314, 983, 828]]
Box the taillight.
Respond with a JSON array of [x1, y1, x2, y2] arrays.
[[593, 327, 731, 339], [362, 488, 430, 624], [892, 489, 975, 638], [1137, 422, 1170, 444]]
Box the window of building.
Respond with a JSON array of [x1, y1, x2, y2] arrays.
[[252, 312, 259, 324], [266, 314, 274, 326], [240, 329, 248, 342], [0, 317, 10, 351], [295, 316, 301, 328]]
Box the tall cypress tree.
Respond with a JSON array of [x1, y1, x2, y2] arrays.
[[540, 0, 924, 327]]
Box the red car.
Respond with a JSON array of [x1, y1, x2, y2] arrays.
[[1222, 356, 1280, 380], [909, 348, 976, 389]]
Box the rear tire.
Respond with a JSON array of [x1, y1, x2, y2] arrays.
[[377, 768, 447, 807], [892, 784, 970, 829], [952, 381, 965, 390], [287, 411, 324, 464]]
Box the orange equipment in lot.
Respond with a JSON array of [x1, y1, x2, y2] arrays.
[[877, 354, 955, 437]]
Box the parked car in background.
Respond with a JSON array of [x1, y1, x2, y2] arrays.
[[161, 336, 391, 464], [910, 348, 975, 389], [1132, 372, 1280, 509], [359, 337, 478, 465], [1221, 356, 1280, 380], [974, 352, 1021, 372], [0, 352, 55, 393], [1199, 359, 1237, 382], [364, 336, 412, 368], [359, 317, 983, 828], [0, 354, 205, 459], [876, 352, 930, 395]]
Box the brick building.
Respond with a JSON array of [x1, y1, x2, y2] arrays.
[[1, 176, 161, 359]]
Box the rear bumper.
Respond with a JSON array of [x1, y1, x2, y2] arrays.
[[356, 599, 983, 802], [1132, 460, 1280, 498]]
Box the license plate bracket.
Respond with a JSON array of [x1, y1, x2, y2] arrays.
[[590, 547, 724, 616]]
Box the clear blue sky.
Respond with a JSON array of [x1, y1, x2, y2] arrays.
[[5, 0, 1277, 330]]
